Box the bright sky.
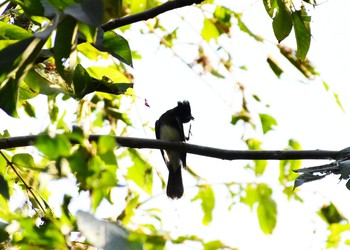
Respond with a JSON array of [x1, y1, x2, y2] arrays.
[[128, 0, 350, 249], [2, 0, 350, 249]]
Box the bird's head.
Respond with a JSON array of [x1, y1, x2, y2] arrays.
[[177, 100, 194, 123]]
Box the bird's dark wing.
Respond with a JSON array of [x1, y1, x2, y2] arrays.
[[155, 119, 167, 163], [155, 119, 160, 140], [175, 116, 186, 141], [175, 116, 187, 168]]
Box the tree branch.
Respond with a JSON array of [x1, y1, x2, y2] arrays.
[[0, 134, 340, 161], [101, 0, 204, 31]]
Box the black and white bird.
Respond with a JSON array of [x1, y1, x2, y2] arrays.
[[155, 101, 194, 199]]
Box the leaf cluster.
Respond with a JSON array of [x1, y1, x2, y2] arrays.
[[0, 0, 347, 249], [0, 0, 133, 117]]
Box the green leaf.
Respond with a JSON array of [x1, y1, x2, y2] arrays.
[[67, 147, 92, 189], [292, 10, 311, 61], [0, 22, 32, 40], [241, 183, 259, 210], [0, 22, 56, 116], [272, 0, 292, 42], [73, 64, 94, 98], [0, 78, 19, 117], [246, 138, 262, 150], [0, 37, 35, 83], [267, 56, 284, 78], [12, 153, 40, 171], [231, 110, 253, 126], [97, 136, 117, 165], [262, 0, 278, 17], [0, 175, 9, 200], [64, 0, 104, 27], [23, 67, 68, 96], [212, 6, 232, 34], [333, 92, 345, 113], [19, 217, 66, 248], [257, 198, 277, 234], [95, 31, 133, 67], [0, 225, 9, 243], [233, 12, 264, 42], [35, 134, 72, 160], [73, 64, 133, 98], [203, 240, 225, 250], [318, 203, 346, 225], [256, 184, 277, 234], [254, 159, 267, 176], [126, 149, 153, 195], [121, 194, 140, 224], [54, 15, 78, 82], [201, 18, 220, 42], [22, 100, 36, 117], [259, 113, 277, 134], [91, 188, 104, 211], [326, 223, 350, 248], [103, 0, 123, 22], [87, 65, 130, 83], [78, 23, 98, 43], [192, 185, 215, 225], [12, 0, 45, 17]]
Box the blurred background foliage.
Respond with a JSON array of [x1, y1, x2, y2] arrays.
[[0, 0, 347, 249]]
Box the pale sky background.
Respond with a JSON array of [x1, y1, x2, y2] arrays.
[[2, 0, 350, 249]]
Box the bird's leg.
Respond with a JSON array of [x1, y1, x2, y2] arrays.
[[185, 124, 192, 141]]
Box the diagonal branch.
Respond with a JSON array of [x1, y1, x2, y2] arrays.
[[101, 0, 204, 31], [0, 134, 340, 161]]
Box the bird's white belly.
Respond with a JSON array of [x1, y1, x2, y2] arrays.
[[160, 125, 182, 141]]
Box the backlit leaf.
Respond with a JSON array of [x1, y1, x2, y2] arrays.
[[94, 31, 133, 66], [256, 184, 277, 234], [318, 203, 346, 225], [292, 10, 311, 61], [35, 134, 72, 160], [126, 149, 153, 195], [0, 78, 19, 117], [262, 0, 278, 17], [267, 56, 283, 78], [259, 113, 277, 134], [272, 0, 292, 42], [201, 18, 220, 42], [54, 15, 78, 82], [192, 185, 215, 225], [12, 153, 39, 170]]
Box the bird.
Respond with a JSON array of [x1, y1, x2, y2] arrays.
[[293, 147, 350, 189], [155, 101, 194, 199]]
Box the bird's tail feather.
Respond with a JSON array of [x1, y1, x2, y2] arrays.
[[294, 162, 339, 174], [167, 167, 183, 199]]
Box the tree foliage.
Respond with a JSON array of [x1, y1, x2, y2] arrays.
[[0, 0, 348, 249]]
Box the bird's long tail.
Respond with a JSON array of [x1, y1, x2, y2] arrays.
[[167, 167, 184, 199], [294, 162, 339, 174]]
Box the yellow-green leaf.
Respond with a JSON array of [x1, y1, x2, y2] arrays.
[[126, 149, 153, 195], [201, 18, 220, 42], [192, 185, 215, 225]]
